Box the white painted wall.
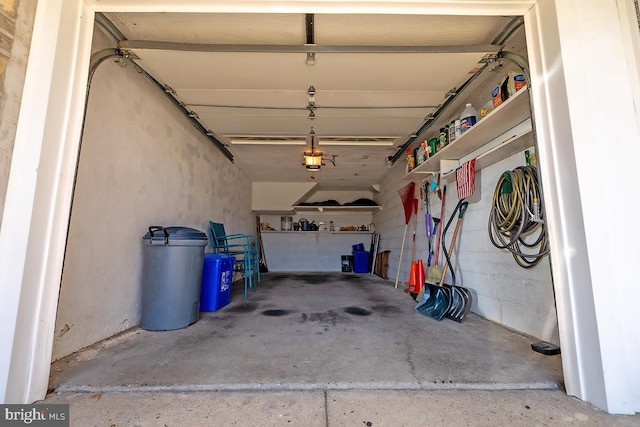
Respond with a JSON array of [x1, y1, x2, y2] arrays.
[[262, 231, 375, 271], [0, 0, 37, 226], [525, 0, 640, 414], [52, 28, 251, 361]]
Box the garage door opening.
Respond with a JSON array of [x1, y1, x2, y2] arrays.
[[50, 11, 562, 399], [7, 0, 639, 415]]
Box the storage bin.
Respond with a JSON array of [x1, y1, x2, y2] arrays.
[[352, 243, 365, 252], [141, 226, 208, 331], [353, 251, 370, 273], [200, 253, 235, 312]]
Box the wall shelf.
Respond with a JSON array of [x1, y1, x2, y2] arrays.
[[293, 205, 382, 213], [262, 230, 373, 234], [404, 87, 532, 179]]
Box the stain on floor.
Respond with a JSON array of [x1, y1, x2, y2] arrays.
[[344, 307, 372, 316], [300, 310, 350, 327], [262, 309, 294, 317]]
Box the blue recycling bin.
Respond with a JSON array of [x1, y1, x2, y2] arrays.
[[353, 250, 370, 273], [200, 253, 235, 312]]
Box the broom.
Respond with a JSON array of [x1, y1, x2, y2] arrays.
[[426, 184, 446, 284]]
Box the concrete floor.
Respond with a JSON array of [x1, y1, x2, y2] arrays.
[[45, 272, 639, 426]]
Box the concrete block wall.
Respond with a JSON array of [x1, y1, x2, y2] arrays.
[[52, 29, 252, 361], [456, 152, 557, 343], [376, 149, 558, 344]]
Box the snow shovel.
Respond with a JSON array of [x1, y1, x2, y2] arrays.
[[438, 200, 466, 320], [440, 200, 473, 323]]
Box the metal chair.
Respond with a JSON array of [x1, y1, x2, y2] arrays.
[[207, 221, 260, 299]]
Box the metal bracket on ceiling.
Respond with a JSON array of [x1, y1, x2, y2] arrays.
[[306, 52, 316, 65], [163, 84, 176, 95], [117, 49, 139, 60], [114, 48, 139, 66], [480, 53, 505, 73], [479, 53, 500, 64]]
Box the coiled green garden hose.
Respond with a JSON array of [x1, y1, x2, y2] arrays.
[[488, 165, 549, 268]]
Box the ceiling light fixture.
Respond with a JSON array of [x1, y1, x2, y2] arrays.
[[304, 154, 323, 170], [303, 128, 336, 171]]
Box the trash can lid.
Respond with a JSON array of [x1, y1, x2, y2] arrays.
[[143, 226, 208, 243]]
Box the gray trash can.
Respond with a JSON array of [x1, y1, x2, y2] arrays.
[[141, 226, 208, 331]]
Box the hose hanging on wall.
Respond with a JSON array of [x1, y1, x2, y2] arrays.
[[488, 165, 549, 268]]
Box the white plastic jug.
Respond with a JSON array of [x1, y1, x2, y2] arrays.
[[459, 103, 478, 134]]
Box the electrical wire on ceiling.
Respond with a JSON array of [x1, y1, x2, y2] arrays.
[[487, 165, 548, 268]]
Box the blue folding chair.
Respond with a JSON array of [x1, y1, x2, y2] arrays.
[[207, 221, 260, 299]]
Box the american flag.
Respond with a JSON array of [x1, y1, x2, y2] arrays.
[[456, 159, 476, 199]]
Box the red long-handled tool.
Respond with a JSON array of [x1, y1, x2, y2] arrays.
[[395, 182, 416, 289]]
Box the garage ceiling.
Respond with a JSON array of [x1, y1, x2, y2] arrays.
[[102, 13, 517, 190]]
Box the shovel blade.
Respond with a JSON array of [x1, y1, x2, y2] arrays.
[[443, 284, 465, 321], [415, 283, 450, 321], [456, 286, 474, 323], [447, 285, 473, 323]]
